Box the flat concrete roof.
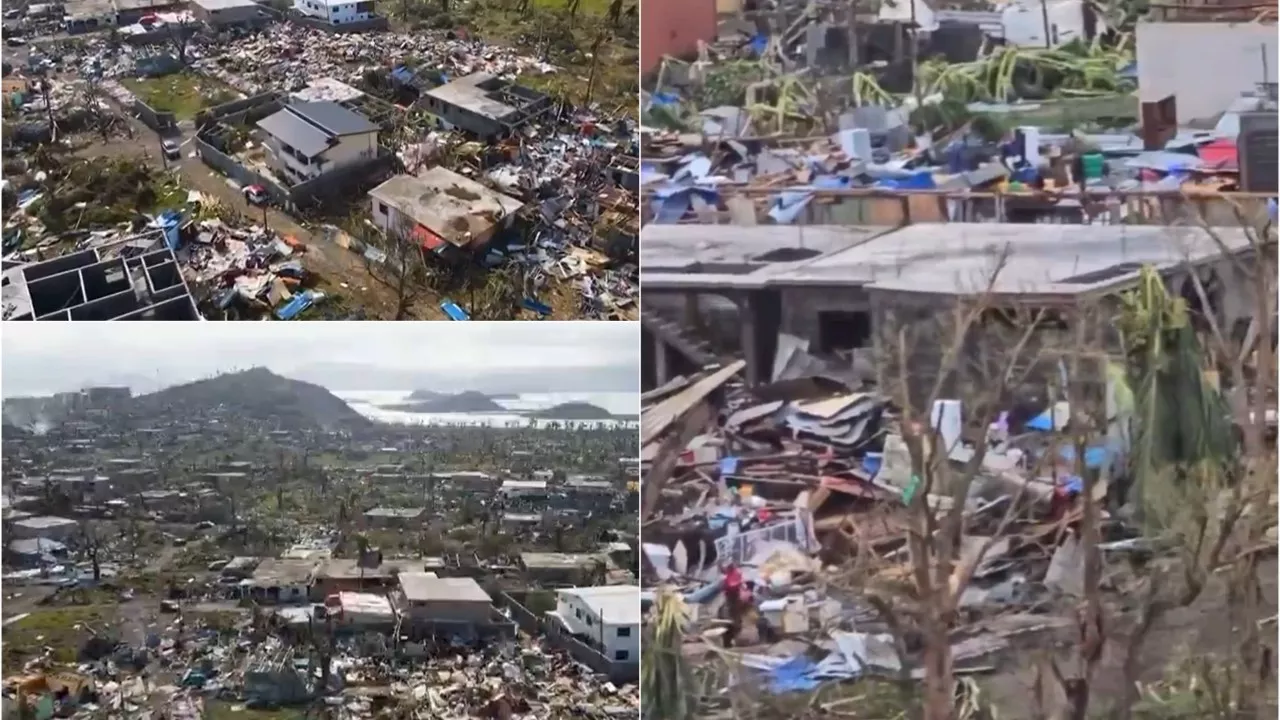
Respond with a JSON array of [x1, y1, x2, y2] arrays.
[[643, 223, 1258, 298], [558, 585, 641, 626], [369, 169, 524, 248], [641, 224, 888, 290], [399, 573, 492, 604], [190, 0, 256, 9], [251, 558, 319, 586], [771, 223, 1257, 297], [13, 516, 78, 529], [423, 73, 520, 122]]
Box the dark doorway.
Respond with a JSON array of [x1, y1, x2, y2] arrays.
[[817, 310, 872, 353]]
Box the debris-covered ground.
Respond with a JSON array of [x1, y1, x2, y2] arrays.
[[2, 359, 642, 719], [639, 6, 1277, 227], [638, 269, 1278, 718], [3, 3, 637, 320]]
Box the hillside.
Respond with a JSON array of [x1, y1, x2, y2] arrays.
[[381, 391, 505, 413], [525, 402, 618, 420], [133, 367, 373, 430]]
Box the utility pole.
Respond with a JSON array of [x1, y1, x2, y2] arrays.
[[1040, 0, 1051, 48]]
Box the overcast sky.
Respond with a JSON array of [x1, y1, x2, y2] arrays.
[[2, 323, 640, 396]]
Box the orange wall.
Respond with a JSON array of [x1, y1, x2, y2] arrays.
[[641, 0, 719, 74]]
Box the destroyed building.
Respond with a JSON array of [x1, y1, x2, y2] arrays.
[[641, 223, 1263, 389], [420, 73, 555, 141], [3, 246, 198, 321]]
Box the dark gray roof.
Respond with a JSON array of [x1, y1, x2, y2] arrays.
[[256, 108, 332, 158], [287, 101, 378, 137]]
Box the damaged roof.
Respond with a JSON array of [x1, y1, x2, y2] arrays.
[[368, 168, 525, 248]]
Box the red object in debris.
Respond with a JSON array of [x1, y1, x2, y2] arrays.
[[412, 224, 446, 251], [139, 13, 159, 23], [1197, 139, 1239, 170], [723, 565, 743, 591]]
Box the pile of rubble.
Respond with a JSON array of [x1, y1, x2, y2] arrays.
[[4, 599, 639, 719], [639, 356, 1277, 704], [191, 24, 556, 96]]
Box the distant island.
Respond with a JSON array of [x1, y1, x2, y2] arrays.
[[524, 402, 622, 421], [378, 394, 629, 420], [381, 391, 504, 413]]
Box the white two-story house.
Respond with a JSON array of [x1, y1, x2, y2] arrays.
[[292, 0, 375, 24], [255, 101, 378, 186], [551, 585, 640, 664]]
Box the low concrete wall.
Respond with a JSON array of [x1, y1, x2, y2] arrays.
[[290, 152, 395, 206], [195, 135, 395, 211], [548, 620, 639, 683], [499, 591, 543, 635], [196, 91, 281, 127], [194, 135, 291, 204], [287, 11, 389, 32], [134, 100, 177, 133], [499, 591, 637, 684]]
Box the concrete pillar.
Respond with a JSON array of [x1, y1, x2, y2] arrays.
[[654, 336, 672, 387], [739, 290, 782, 387]]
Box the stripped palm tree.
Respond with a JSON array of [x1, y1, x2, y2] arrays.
[[642, 588, 696, 720]]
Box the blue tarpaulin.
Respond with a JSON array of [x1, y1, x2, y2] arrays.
[[720, 456, 739, 476], [1057, 445, 1110, 470], [441, 300, 470, 320], [390, 65, 414, 83], [767, 656, 822, 694], [707, 506, 738, 530], [156, 209, 183, 250], [874, 170, 936, 190], [276, 290, 318, 320], [521, 297, 552, 316], [650, 185, 720, 224], [748, 33, 768, 56], [769, 175, 851, 224]]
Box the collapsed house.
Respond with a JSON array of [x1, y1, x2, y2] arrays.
[[2, 245, 198, 321]]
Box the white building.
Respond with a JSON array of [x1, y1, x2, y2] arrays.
[[10, 516, 79, 541], [292, 0, 374, 24], [500, 479, 548, 498], [551, 586, 640, 664], [255, 101, 378, 186]]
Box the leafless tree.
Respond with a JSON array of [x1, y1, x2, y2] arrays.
[[364, 214, 432, 320], [165, 20, 197, 67]]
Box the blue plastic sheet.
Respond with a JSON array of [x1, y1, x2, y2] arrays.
[[720, 456, 739, 476], [748, 33, 768, 55], [707, 506, 738, 531], [440, 300, 470, 321], [769, 176, 850, 224], [650, 185, 719, 224], [767, 655, 821, 694], [521, 297, 552, 316], [1057, 445, 1109, 470], [157, 209, 183, 250], [276, 291, 316, 320]]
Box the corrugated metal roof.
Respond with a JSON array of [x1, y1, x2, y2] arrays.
[[288, 101, 377, 137], [256, 108, 331, 158]]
